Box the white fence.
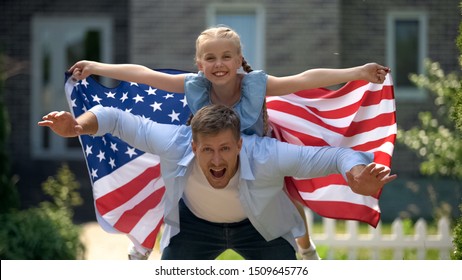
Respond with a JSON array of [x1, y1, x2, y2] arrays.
[[305, 210, 453, 260]]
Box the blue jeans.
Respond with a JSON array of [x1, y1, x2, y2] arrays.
[[161, 199, 296, 260]]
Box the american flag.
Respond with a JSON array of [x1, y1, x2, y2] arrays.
[[266, 75, 396, 227], [64, 69, 191, 250], [65, 70, 395, 251]]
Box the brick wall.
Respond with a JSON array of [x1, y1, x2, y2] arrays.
[[130, 0, 341, 74]]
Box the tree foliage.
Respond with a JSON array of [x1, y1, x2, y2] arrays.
[[397, 2, 462, 259], [397, 60, 462, 179], [0, 53, 19, 213]]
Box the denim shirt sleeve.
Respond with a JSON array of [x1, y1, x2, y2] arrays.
[[184, 70, 268, 136], [247, 136, 374, 181], [184, 72, 211, 114]]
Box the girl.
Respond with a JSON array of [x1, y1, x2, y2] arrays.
[[69, 26, 389, 260]]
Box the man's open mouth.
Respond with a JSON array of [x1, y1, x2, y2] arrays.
[[210, 168, 226, 178]]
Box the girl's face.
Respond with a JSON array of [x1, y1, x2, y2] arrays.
[[196, 38, 242, 85]]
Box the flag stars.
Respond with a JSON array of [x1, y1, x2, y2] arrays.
[[85, 145, 93, 156], [81, 79, 90, 88], [120, 92, 128, 102], [163, 93, 174, 99], [71, 98, 77, 108], [133, 94, 144, 103], [168, 110, 180, 122], [96, 150, 106, 162], [108, 158, 116, 169], [150, 101, 162, 112], [145, 87, 157, 95], [130, 82, 139, 87], [90, 168, 98, 179], [180, 96, 188, 107], [92, 94, 102, 104], [140, 115, 151, 122], [125, 147, 137, 158], [110, 142, 118, 152], [105, 91, 116, 99]]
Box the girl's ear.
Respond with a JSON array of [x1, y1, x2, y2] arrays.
[[237, 55, 243, 69], [197, 61, 203, 71]]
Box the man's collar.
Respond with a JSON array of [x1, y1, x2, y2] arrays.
[[238, 146, 255, 180]]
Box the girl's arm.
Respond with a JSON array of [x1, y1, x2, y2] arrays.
[[68, 60, 187, 93], [266, 63, 390, 96]]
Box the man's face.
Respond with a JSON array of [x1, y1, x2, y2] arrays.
[[192, 129, 242, 189]]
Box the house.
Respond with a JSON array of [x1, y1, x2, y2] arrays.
[[1, 0, 461, 223]]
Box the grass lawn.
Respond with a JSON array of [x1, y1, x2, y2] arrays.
[[214, 220, 443, 260]]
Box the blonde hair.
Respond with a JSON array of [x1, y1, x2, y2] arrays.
[[193, 26, 270, 135], [195, 26, 242, 61]]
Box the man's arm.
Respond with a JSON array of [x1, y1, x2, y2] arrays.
[[272, 142, 396, 196], [39, 105, 187, 156], [38, 110, 98, 137], [346, 163, 397, 196]]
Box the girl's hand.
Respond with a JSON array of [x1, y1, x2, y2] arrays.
[[68, 60, 94, 81], [361, 63, 390, 84]]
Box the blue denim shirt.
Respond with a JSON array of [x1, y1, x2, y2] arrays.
[[91, 105, 374, 251], [184, 70, 268, 136]]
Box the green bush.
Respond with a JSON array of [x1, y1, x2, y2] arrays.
[[0, 164, 85, 259], [0, 53, 20, 213], [0, 207, 83, 259], [452, 204, 462, 260]]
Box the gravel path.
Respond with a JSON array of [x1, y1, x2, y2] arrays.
[[80, 222, 160, 260]]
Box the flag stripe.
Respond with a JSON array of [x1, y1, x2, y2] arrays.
[[95, 165, 161, 216], [113, 186, 166, 232], [268, 75, 396, 227]]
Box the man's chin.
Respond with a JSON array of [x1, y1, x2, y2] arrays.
[[207, 177, 228, 189]]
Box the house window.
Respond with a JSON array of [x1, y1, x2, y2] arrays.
[[387, 12, 427, 100], [31, 17, 113, 159], [206, 3, 265, 70]]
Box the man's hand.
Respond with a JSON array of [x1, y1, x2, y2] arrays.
[[38, 111, 83, 137], [346, 163, 397, 196]]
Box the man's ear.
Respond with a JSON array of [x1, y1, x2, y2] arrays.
[[192, 140, 197, 154], [237, 137, 242, 152]]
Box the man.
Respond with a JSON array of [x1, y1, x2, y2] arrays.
[[38, 104, 396, 260]]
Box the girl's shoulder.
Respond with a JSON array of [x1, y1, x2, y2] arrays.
[[240, 70, 268, 96]]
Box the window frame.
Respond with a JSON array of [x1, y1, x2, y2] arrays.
[[30, 16, 113, 159], [206, 3, 266, 70], [386, 11, 428, 101]]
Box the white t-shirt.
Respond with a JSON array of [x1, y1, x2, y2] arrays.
[[183, 160, 247, 223]]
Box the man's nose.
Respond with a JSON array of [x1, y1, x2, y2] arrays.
[[211, 151, 222, 164]]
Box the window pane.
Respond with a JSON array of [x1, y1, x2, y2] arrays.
[[65, 30, 103, 149], [395, 20, 419, 87], [216, 13, 257, 68], [40, 37, 52, 149]]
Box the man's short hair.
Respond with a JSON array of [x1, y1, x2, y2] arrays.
[[190, 104, 241, 141]]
